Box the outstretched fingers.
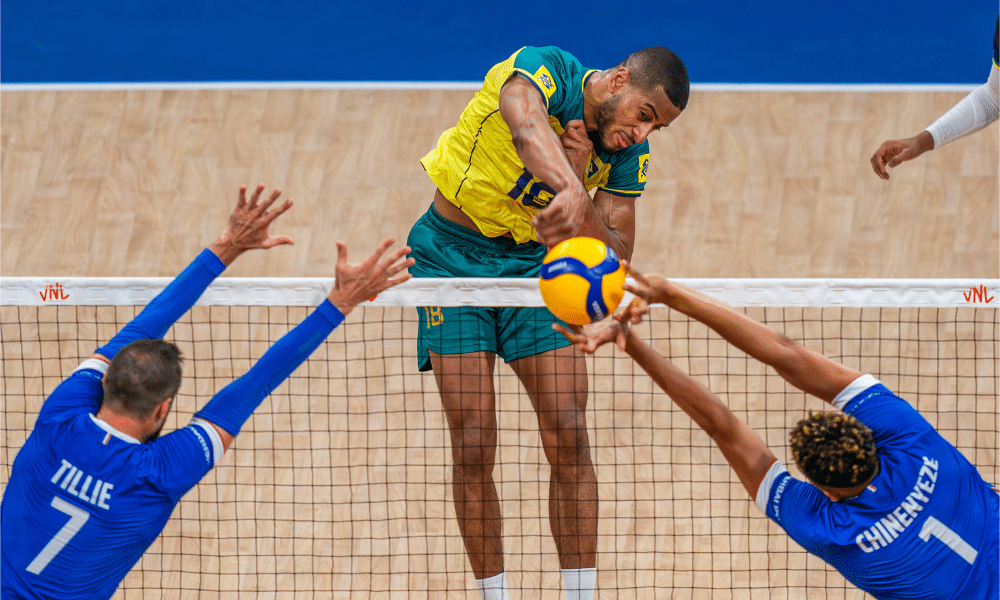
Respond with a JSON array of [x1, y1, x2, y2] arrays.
[[247, 183, 267, 209], [237, 185, 250, 210], [259, 197, 294, 230], [379, 246, 414, 278], [552, 323, 590, 352], [348, 237, 395, 272]]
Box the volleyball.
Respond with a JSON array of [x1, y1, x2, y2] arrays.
[[539, 237, 626, 325]]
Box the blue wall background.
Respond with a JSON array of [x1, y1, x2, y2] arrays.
[[2, 1, 995, 85]]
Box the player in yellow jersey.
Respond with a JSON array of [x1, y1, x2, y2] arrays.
[[407, 46, 688, 600]]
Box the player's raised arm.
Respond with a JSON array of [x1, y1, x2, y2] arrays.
[[555, 320, 777, 499], [620, 265, 861, 404], [498, 75, 595, 248], [194, 238, 413, 451], [93, 184, 293, 364]]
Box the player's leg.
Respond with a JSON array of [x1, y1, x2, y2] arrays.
[[429, 350, 504, 580], [509, 344, 597, 571], [407, 204, 514, 587]]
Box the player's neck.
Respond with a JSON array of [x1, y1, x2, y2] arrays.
[[581, 70, 609, 131], [816, 463, 880, 501], [95, 406, 154, 442]]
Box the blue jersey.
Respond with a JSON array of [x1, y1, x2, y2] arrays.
[[755, 375, 999, 600], [1, 357, 224, 599]]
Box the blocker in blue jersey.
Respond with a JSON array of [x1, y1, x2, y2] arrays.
[[0, 184, 414, 600], [557, 268, 999, 600]]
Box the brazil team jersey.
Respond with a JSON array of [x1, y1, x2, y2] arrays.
[[1, 358, 224, 600], [421, 46, 650, 244], [755, 375, 999, 599]]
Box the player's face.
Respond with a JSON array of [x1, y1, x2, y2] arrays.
[[594, 84, 682, 154]]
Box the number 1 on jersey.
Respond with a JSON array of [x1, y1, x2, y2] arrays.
[[25, 496, 90, 575], [918, 515, 978, 565]]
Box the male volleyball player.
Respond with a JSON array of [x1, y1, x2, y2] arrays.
[[1, 184, 414, 600], [406, 46, 688, 599], [557, 269, 999, 599], [870, 17, 999, 180]]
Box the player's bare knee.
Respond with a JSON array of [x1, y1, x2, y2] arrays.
[[451, 426, 498, 478], [541, 425, 593, 471]]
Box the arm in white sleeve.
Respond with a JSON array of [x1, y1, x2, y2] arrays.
[[925, 65, 999, 149]]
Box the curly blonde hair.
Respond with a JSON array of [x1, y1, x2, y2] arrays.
[[789, 411, 877, 488]]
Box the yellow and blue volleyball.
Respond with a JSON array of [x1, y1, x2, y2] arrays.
[[539, 237, 626, 325]]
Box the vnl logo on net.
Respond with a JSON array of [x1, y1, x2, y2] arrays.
[[963, 284, 994, 304], [39, 283, 70, 302]]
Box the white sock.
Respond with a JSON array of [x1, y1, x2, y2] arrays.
[[562, 567, 596, 600], [475, 572, 510, 600]]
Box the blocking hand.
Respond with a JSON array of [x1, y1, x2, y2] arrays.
[[210, 184, 295, 265], [327, 238, 415, 315]]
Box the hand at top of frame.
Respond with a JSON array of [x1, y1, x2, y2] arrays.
[[869, 131, 934, 180], [209, 184, 295, 265], [327, 238, 415, 316]]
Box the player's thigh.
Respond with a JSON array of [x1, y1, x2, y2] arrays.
[[508, 343, 589, 434], [430, 350, 500, 451]]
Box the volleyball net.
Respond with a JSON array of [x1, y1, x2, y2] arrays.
[[2, 277, 997, 600]]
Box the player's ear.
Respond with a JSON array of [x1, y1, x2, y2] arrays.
[[154, 397, 174, 421], [609, 67, 630, 94]]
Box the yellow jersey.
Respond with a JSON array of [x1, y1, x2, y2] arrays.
[[421, 46, 650, 244]]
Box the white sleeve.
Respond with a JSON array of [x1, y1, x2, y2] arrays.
[[831, 374, 881, 410], [189, 418, 225, 467], [755, 460, 789, 514], [73, 357, 110, 375], [925, 64, 999, 148]]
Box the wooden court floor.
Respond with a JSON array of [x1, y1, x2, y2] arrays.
[[1, 88, 997, 279], [1, 89, 998, 600]]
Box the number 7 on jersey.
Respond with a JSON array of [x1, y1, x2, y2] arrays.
[[25, 496, 90, 575]]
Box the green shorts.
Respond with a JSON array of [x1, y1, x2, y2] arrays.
[[406, 204, 572, 372]]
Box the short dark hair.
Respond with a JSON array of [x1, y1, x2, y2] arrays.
[[104, 339, 183, 417], [620, 47, 690, 111], [789, 411, 878, 488]]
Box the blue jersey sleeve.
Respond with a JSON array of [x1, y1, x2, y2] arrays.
[[96, 248, 225, 361], [144, 419, 224, 502], [195, 300, 345, 436], [36, 359, 109, 423], [755, 461, 831, 551]]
